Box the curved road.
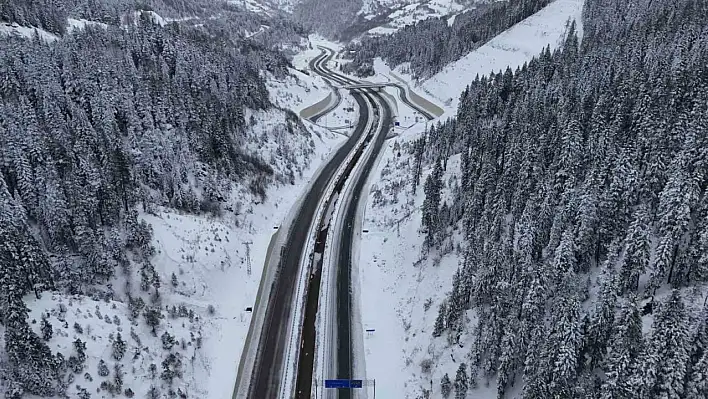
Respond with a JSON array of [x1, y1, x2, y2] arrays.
[[295, 47, 438, 399], [239, 46, 438, 399], [244, 50, 375, 399], [294, 47, 387, 399], [309, 51, 343, 124]]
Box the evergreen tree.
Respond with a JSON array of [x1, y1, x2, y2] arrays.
[[635, 290, 690, 398], [422, 159, 443, 247], [441, 372, 452, 398], [432, 301, 447, 338], [97, 359, 109, 377], [454, 363, 468, 399], [40, 314, 53, 341], [112, 333, 126, 361], [600, 298, 643, 399]]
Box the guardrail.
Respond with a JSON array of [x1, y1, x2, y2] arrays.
[[313, 91, 386, 399], [278, 60, 378, 398]]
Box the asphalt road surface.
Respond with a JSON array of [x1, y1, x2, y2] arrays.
[[309, 52, 343, 124], [248, 47, 436, 399], [302, 47, 394, 399], [294, 48, 380, 399], [246, 51, 371, 399], [297, 47, 438, 399]]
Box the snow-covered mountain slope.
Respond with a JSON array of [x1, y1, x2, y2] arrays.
[[371, 0, 584, 114], [362, 0, 470, 35], [356, 0, 708, 398], [230, 0, 300, 14], [354, 0, 587, 396], [0, 21, 59, 42], [12, 69, 343, 398]]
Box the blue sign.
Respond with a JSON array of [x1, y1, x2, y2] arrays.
[[325, 379, 350, 389], [394, 121, 400, 126], [324, 379, 364, 389]]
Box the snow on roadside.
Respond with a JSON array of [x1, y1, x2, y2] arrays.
[[142, 115, 344, 398], [357, 127, 473, 398], [380, 0, 585, 114], [356, 1, 586, 397], [266, 69, 330, 114], [20, 51, 346, 397], [24, 116, 344, 398]]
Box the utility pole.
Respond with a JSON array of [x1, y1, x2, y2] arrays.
[[244, 241, 253, 276]]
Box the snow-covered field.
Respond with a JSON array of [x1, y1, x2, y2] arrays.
[[357, 134, 478, 397], [380, 0, 585, 114], [267, 69, 330, 114]]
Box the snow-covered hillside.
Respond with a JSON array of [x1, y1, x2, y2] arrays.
[[17, 95, 343, 399], [355, 0, 708, 398], [364, 0, 469, 35], [0, 9, 340, 396], [378, 0, 584, 113], [355, 0, 587, 396], [0, 22, 58, 42]]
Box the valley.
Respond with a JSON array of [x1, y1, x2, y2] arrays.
[[1, 0, 707, 399]]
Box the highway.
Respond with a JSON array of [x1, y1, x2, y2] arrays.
[[237, 46, 437, 399], [309, 51, 343, 124], [295, 47, 386, 399], [242, 49, 376, 399], [294, 47, 438, 399]]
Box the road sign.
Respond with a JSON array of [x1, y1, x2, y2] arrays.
[[325, 379, 350, 388], [324, 379, 364, 389], [394, 121, 400, 126]]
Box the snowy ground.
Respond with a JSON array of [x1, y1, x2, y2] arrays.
[[26, 292, 203, 398], [24, 121, 343, 398], [357, 130, 479, 397], [143, 93, 344, 398], [378, 0, 585, 114], [266, 68, 331, 114]]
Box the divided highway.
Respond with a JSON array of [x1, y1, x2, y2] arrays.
[[239, 50, 376, 399], [235, 46, 437, 399], [294, 47, 389, 399], [309, 48, 437, 399]]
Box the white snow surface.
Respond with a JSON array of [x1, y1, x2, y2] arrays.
[[26, 292, 202, 398], [19, 56, 345, 398], [382, 0, 585, 114], [142, 124, 344, 398], [358, 130, 478, 397], [24, 123, 343, 398], [266, 67, 330, 114]]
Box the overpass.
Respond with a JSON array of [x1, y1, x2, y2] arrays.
[[339, 83, 391, 90]]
